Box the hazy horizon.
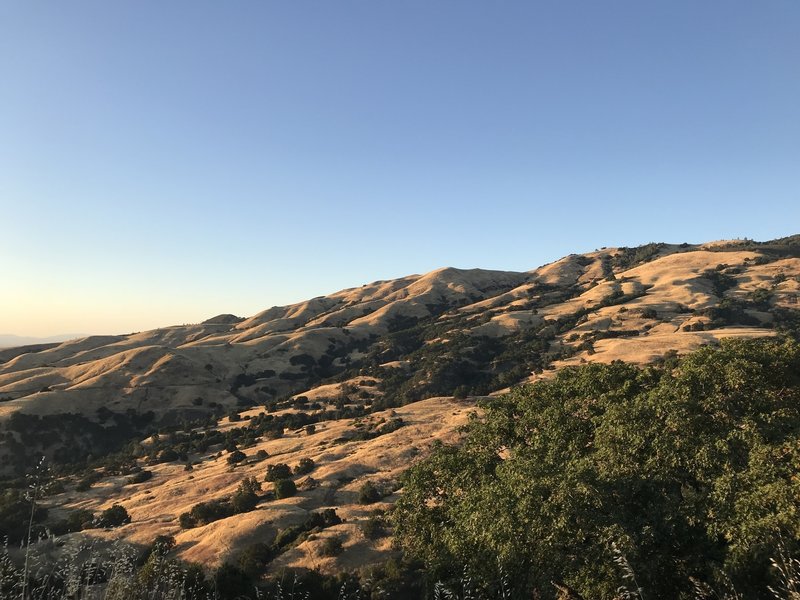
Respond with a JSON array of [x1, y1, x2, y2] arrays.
[[3, 2, 798, 337], [4, 233, 798, 339]]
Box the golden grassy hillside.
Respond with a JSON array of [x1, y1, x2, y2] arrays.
[[2, 235, 799, 578]]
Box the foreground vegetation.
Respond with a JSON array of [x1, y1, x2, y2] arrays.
[[393, 337, 800, 598]]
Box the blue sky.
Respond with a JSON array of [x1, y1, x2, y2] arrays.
[[1, 2, 798, 337]]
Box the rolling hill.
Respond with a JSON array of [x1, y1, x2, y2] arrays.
[[1, 235, 799, 588]]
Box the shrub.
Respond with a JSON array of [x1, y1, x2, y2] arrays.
[[317, 536, 344, 557], [639, 307, 658, 319], [239, 476, 262, 495], [294, 457, 315, 475], [213, 563, 252, 600], [230, 489, 258, 513], [75, 471, 102, 491], [179, 512, 197, 529], [358, 481, 382, 505], [231, 477, 261, 513], [359, 515, 386, 539], [308, 508, 342, 528], [273, 479, 297, 499], [237, 542, 274, 577], [126, 470, 153, 484], [264, 463, 292, 481], [271, 510, 342, 552], [226, 450, 247, 465], [97, 504, 131, 528], [273, 525, 304, 549], [750, 287, 772, 308], [150, 534, 176, 557]]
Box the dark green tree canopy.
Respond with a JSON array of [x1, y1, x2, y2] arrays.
[[97, 503, 131, 528], [392, 338, 800, 599], [274, 478, 297, 499]]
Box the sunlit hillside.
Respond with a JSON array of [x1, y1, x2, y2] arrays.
[[1, 235, 799, 598]]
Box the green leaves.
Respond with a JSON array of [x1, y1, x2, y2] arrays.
[[392, 338, 800, 599]]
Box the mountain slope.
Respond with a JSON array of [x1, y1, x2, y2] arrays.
[[1, 235, 799, 580], [2, 238, 798, 426]]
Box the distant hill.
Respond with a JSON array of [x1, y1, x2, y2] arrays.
[[0, 333, 86, 349]]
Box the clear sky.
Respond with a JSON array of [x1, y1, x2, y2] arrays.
[[1, 2, 798, 337]]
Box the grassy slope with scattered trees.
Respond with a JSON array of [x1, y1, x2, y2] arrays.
[[1, 237, 800, 598], [5, 338, 799, 599]]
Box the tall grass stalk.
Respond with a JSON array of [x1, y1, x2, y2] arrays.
[[769, 542, 800, 600], [22, 457, 47, 600], [612, 542, 644, 600]]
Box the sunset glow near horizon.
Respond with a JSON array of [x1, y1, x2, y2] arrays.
[[2, 2, 798, 338]]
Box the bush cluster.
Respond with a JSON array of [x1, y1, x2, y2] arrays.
[[179, 477, 261, 528], [393, 338, 800, 598]]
